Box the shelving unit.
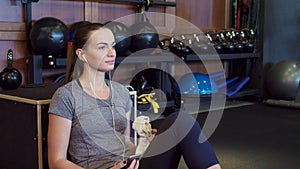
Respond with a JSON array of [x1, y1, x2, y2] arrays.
[[22, 0, 262, 97], [115, 53, 176, 64], [183, 52, 260, 61], [179, 52, 261, 99], [24, 0, 176, 84]]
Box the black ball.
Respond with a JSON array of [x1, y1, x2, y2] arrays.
[[30, 17, 69, 56], [105, 21, 132, 56], [0, 67, 22, 90], [129, 21, 159, 53]]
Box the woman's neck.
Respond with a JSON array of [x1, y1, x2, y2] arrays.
[[79, 71, 110, 99]]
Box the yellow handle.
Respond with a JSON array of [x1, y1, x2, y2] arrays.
[[138, 93, 160, 113]]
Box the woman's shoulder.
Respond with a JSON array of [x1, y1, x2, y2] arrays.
[[110, 80, 130, 94], [53, 80, 79, 97], [110, 80, 125, 87]]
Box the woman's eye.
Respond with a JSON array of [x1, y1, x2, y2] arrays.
[[98, 46, 107, 50]]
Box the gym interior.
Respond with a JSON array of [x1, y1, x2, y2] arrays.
[[0, 0, 299, 169]]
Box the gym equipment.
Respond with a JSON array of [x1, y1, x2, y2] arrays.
[[266, 85, 300, 109], [190, 34, 211, 53], [265, 60, 300, 109], [209, 71, 250, 98], [137, 93, 160, 114], [205, 28, 256, 54], [177, 71, 250, 98], [159, 34, 211, 56], [177, 72, 218, 95], [205, 32, 225, 54], [30, 17, 69, 57], [105, 21, 132, 56], [23, 1, 175, 84], [265, 60, 300, 100], [224, 76, 251, 98], [0, 83, 61, 169], [172, 36, 192, 55], [130, 68, 181, 115], [0, 49, 22, 90], [224, 29, 239, 53], [158, 38, 172, 51], [240, 28, 255, 52], [129, 15, 159, 53]]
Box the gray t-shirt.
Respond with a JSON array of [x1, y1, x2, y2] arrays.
[[48, 80, 132, 169]]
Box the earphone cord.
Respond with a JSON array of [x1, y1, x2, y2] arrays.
[[88, 67, 126, 162], [108, 71, 126, 162]]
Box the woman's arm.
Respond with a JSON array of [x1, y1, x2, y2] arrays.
[[48, 114, 83, 169]]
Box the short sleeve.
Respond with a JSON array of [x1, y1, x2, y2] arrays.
[[48, 86, 74, 120]]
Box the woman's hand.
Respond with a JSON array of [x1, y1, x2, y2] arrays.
[[151, 129, 157, 135], [148, 128, 157, 141], [110, 159, 139, 169]]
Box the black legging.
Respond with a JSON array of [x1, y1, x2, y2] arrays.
[[139, 111, 219, 169]]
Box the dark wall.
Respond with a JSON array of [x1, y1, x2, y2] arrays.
[[263, 0, 300, 64]]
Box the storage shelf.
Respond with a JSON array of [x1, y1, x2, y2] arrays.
[[115, 53, 176, 64], [0, 22, 27, 41], [102, 0, 176, 7], [183, 53, 260, 61], [115, 52, 260, 64]]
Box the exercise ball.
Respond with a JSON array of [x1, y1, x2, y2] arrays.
[[129, 21, 159, 53], [0, 49, 22, 90], [265, 60, 300, 100], [105, 21, 132, 56], [177, 72, 218, 95], [30, 17, 69, 56]]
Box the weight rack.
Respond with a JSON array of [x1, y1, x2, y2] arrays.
[[23, 0, 176, 84]]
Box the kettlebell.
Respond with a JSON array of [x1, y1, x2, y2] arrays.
[[0, 49, 22, 90], [129, 13, 159, 53], [159, 38, 172, 51]]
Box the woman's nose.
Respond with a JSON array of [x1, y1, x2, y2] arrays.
[[107, 47, 116, 57]]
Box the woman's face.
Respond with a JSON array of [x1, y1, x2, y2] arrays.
[[81, 28, 116, 72]]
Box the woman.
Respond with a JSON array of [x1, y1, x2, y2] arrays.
[[48, 22, 221, 169]]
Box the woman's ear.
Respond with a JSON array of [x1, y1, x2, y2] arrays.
[[76, 48, 87, 63]]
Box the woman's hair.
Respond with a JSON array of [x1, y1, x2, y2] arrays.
[[65, 22, 106, 83]]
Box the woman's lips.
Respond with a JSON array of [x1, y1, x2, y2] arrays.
[[106, 60, 115, 64]]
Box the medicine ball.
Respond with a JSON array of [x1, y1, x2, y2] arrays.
[[129, 21, 159, 53], [265, 60, 300, 100], [105, 21, 132, 56], [30, 17, 69, 56]]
